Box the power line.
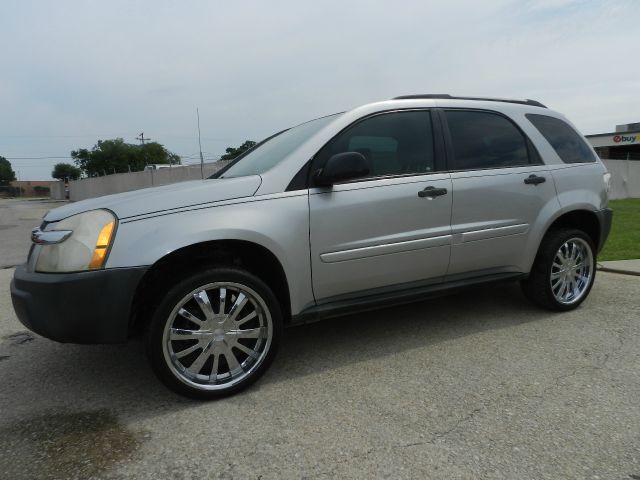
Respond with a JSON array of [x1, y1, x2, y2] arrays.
[[0, 134, 131, 139], [4, 156, 71, 160], [4, 153, 224, 161]]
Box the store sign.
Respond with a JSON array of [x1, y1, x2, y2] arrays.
[[613, 134, 639, 144]]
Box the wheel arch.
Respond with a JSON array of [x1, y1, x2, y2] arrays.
[[543, 209, 601, 251], [129, 239, 292, 337]]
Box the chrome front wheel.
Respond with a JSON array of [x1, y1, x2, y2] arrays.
[[147, 268, 282, 399]]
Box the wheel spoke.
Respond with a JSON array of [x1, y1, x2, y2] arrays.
[[572, 243, 581, 261], [577, 273, 589, 284], [189, 343, 212, 375], [224, 347, 242, 374], [178, 308, 204, 327], [218, 287, 227, 315], [235, 311, 257, 327], [227, 327, 264, 340], [558, 245, 568, 263], [194, 290, 215, 320], [552, 279, 563, 293], [170, 328, 210, 340], [234, 342, 261, 360], [209, 354, 219, 382], [559, 282, 568, 299], [568, 277, 577, 299], [227, 293, 248, 322], [567, 280, 575, 299], [567, 279, 576, 300], [174, 341, 202, 359]]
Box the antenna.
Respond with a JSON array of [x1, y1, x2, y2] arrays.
[[197, 108, 204, 179]]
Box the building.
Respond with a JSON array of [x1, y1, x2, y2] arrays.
[[586, 122, 640, 161], [585, 122, 640, 200], [9, 180, 52, 197]]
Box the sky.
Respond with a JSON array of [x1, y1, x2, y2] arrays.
[[1, 0, 639, 180]]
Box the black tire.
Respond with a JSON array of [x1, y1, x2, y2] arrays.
[[146, 267, 283, 400], [521, 228, 596, 311]]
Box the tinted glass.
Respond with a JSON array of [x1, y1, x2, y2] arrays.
[[220, 113, 342, 178], [316, 110, 435, 179], [445, 110, 530, 170], [527, 114, 596, 163]]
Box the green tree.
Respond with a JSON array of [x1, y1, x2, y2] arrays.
[[71, 138, 181, 176], [52, 163, 81, 181], [0, 156, 17, 186], [220, 140, 256, 160]]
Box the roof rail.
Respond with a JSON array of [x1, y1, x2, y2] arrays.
[[393, 94, 547, 108]]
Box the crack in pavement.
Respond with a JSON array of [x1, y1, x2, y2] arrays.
[[4, 332, 35, 345]]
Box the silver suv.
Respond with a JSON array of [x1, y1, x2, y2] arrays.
[[11, 95, 612, 399]]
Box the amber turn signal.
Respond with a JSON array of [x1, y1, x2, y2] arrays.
[[88, 221, 115, 269]]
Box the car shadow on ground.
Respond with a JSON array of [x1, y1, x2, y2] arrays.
[[272, 280, 550, 384], [0, 280, 555, 417]]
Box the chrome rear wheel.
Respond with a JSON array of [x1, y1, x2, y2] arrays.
[[550, 237, 594, 305], [521, 228, 596, 311]]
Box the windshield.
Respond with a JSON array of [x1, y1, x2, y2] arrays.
[[216, 113, 342, 178]]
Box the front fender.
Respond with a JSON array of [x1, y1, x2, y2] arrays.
[[105, 193, 313, 314]]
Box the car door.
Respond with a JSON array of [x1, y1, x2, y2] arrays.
[[308, 109, 452, 302], [441, 109, 559, 279]]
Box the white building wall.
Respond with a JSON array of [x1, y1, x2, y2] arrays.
[[602, 159, 640, 200]]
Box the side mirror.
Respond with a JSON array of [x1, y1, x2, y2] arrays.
[[314, 152, 370, 187]]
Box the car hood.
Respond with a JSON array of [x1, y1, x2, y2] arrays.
[[44, 175, 262, 222]]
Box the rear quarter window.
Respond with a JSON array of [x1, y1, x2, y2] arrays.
[[526, 114, 596, 164]]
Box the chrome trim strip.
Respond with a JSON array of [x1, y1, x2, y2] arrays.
[[320, 235, 451, 263], [459, 224, 528, 243], [31, 228, 73, 245]]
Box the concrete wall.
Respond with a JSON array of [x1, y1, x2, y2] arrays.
[[63, 159, 639, 202], [69, 162, 231, 201], [49, 181, 65, 200], [602, 159, 640, 200]]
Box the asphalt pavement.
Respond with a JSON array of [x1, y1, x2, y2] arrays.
[[1, 198, 639, 479], [0, 198, 66, 269]]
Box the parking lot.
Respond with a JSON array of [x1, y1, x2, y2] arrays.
[[1, 198, 639, 479]]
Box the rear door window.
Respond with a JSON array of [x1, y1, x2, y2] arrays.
[[444, 110, 532, 170], [526, 114, 596, 164]]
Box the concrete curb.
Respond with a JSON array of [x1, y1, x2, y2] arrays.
[[597, 265, 640, 276]]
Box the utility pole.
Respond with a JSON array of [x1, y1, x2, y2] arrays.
[[136, 132, 151, 145], [197, 108, 204, 179], [137, 132, 151, 171]]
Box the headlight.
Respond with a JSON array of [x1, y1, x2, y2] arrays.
[[34, 209, 117, 272]]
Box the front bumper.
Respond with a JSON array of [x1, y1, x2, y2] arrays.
[[10, 265, 148, 344], [596, 207, 613, 253]]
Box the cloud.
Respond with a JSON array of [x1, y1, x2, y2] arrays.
[[0, 0, 638, 179], [525, 0, 585, 11]]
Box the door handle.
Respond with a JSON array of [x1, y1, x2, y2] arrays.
[[418, 186, 448, 198], [524, 174, 546, 185]]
